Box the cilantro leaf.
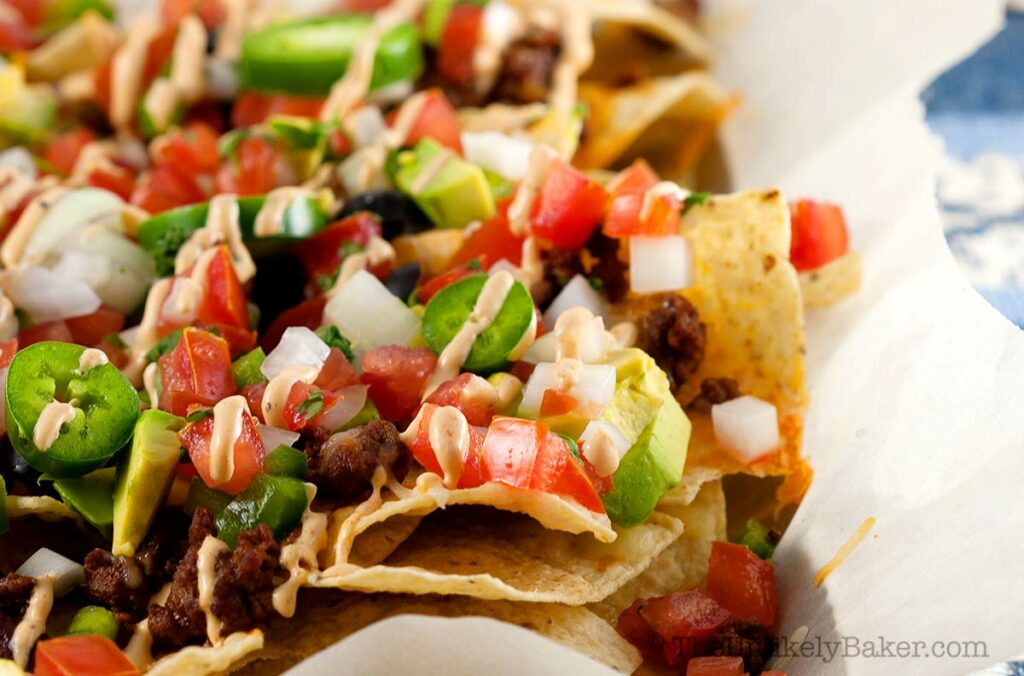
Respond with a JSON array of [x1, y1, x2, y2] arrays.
[[145, 329, 183, 362], [296, 390, 325, 420], [316, 326, 354, 362], [681, 192, 710, 215], [186, 407, 214, 424]]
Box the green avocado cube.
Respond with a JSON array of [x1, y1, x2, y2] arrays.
[[389, 139, 496, 229]]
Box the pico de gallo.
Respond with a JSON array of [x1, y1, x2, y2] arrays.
[[0, 0, 853, 673]]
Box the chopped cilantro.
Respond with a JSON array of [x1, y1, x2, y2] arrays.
[[186, 407, 214, 424], [145, 329, 183, 362], [466, 259, 482, 271], [296, 390, 325, 420], [317, 272, 339, 293], [338, 241, 364, 259], [587, 276, 604, 293], [736, 519, 779, 559], [558, 433, 582, 463], [316, 326, 354, 362], [681, 192, 710, 215], [104, 332, 128, 350]]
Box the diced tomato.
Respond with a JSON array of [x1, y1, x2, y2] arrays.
[[131, 162, 207, 214], [604, 159, 682, 238], [88, 164, 137, 201], [0, 338, 17, 368], [179, 399, 265, 494], [529, 160, 608, 249], [360, 346, 438, 423], [337, 0, 392, 10], [449, 200, 523, 270], [388, 89, 462, 153], [637, 589, 731, 666], [241, 381, 268, 424], [424, 373, 500, 426], [197, 245, 250, 330], [617, 598, 663, 660], [509, 360, 535, 382], [315, 347, 360, 391], [35, 634, 139, 676], [437, 5, 483, 86], [18, 320, 73, 347], [0, 11, 35, 52], [478, 417, 604, 512], [215, 136, 285, 196], [706, 541, 777, 627], [152, 122, 221, 175], [158, 327, 236, 417], [144, 25, 178, 85], [260, 296, 327, 353], [685, 656, 745, 676], [95, 337, 130, 370], [329, 128, 353, 158], [43, 128, 97, 177], [539, 388, 578, 417], [292, 212, 382, 280], [162, 0, 227, 28], [7, 0, 44, 27], [94, 60, 113, 114], [404, 403, 485, 487], [232, 91, 325, 128], [281, 380, 337, 431], [789, 199, 849, 272], [65, 307, 126, 347], [416, 266, 477, 304]]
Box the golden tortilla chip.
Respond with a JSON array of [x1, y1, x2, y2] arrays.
[[800, 251, 863, 308], [148, 630, 264, 676], [5, 495, 81, 524], [233, 592, 640, 675], [587, 0, 712, 64], [314, 507, 682, 605], [589, 480, 726, 624], [676, 190, 811, 503]]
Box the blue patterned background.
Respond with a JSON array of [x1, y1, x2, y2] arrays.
[[923, 9, 1024, 328]]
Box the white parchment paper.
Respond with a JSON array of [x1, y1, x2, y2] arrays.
[[291, 1, 1020, 674]]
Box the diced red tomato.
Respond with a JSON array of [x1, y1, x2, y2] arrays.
[[35, 634, 139, 676], [196, 245, 250, 330], [281, 380, 340, 431], [388, 89, 462, 153], [449, 200, 523, 270], [95, 337, 130, 370], [232, 91, 325, 128], [0, 11, 35, 52], [18, 320, 73, 347], [789, 199, 849, 272], [0, 338, 17, 368], [478, 417, 604, 512], [529, 160, 608, 249], [360, 346, 438, 423], [88, 164, 137, 201], [131, 162, 207, 214], [158, 327, 237, 417], [241, 381, 268, 424], [539, 388, 578, 417], [43, 128, 97, 176], [404, 403, 486, 487], [292, 212, 382, 280], [424, 373, 500, 426], [706, 541, 777, 627], [260, 296, 327, 353], [162, 0, 227, 28], [65, 307, 126, 347], [415, 266, 477, 304], [436, 5, 483, 86], [152, 122, 221, 175], [179, 399, 265, 495], [215, 136, 286, 196], [636, 590, 731, 666], [94, 60, 113, 114], [336, 0, 392, 10], [7, 0, 44, 27], [144, 25, 178, 85], [685, 656, 745, 676], [329, 128, 353, 158], [604, 159, 682, 238], [315, 347, 360, 391]]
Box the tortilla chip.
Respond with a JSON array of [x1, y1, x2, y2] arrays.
[[676, 190, 811, 503], [148, 630, 264, 676], [233, 592, 640, 675], [575, 74, 731, 174], [5, 495, 82, 524], [800, 251, 863, 308], [587, 0, 712, 63], [589, 480, 726, 623], [314, 507, 682, 605]]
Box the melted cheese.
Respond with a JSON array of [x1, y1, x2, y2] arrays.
[[814, 516, 876, 587], [209, 396, 249, 485], [428, 406, 470, 489], [174, 194, 256, 283], [10, 574, 54, 669], [197, 536, 228, 645], [33, 401, 78, 452], [262, 365, 319, 429], [78, 347, 109, 370], [422, 270, 517, 398], [326, 236, 396, 296], [273, 484, 328, 618]]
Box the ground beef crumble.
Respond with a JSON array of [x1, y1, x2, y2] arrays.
[[636, 293, 706, 391], [687, 377, 741, 412], [305, 420, 410, 500]]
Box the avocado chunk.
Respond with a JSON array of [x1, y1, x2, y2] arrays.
[[0, 76, 57, 145], [52, 468, 116, 537], [599, 348, 692, 527], [112, 410, 185, 556], [389, 139, 496, 229]]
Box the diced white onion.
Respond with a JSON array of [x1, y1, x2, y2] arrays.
[[6, 265, 101, 322], [323, 270, 421, 356], [261, 326, 331, 380], [338, 146, 391, 196], [205, 57, 240, 100], [365, 79, 414, 106], [346, 105, 387, 148], [0, 367, 8, 435], [257, 424, 301, 451], [52, 250, 112, 290], [316, 384, 369, 431], [0, 146, 37, 177], [487, 258, 519, 276], [521, 331, 557, 364], [22, 187, 124, 264], [542, 274, 607, 329], [579, 419, 632, 476], [519, 362, 616, 418], [461, 131, 534, 180], [711, 395, 781, 463], [629, 234, 694, 294], [16, 548, 85, 597], [64, 227, 156, 313], [551, 310, 613, 364]]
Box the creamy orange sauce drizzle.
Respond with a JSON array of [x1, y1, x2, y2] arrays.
[[142, 362, 160, 409], [814, 517, 876, 587], [0, 291, 16, 339], [1, 185, 69, 269], [639, 181, 688, 222], [10, 574, 54, 669], [209, 396, 249, 485], [174, 194, 256, 283], [409, 148, 454, 195], [325, 465, 388, 573], [262, 365, 320, 429], [33, 401, 78, 452], [580, 424, 620, 477], [125, 583, 172, 669], [78, 347, 109, 370], [197, 536, 228, 644], [110, 14, 160, 131], [273, 484, 327, 618], [122, 277, 172, 385], [67, 141, 119, 186], [254, 187, 312, 238], [326, 236, 396, 296], [428, 406, 470, 488], [609, 321, 637, 348]]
